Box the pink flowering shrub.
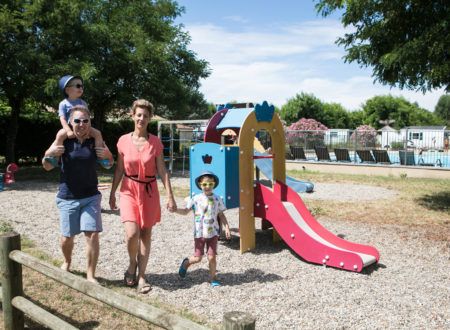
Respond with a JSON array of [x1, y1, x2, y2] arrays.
[[285, 118, 328, 149], [350, 125, 377, 148]]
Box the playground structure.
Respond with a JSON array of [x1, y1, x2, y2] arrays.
[[0, 163, 19, 192], [188, 102, 379, 272]]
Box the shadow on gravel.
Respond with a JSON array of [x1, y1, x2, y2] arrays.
[[147, 268, 283, 291], [416, 191, 450, 213]]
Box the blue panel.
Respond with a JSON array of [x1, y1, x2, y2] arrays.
[[216, 108, 253, 129], [254, 101, 274, 122], [189, 143, 240, 209]]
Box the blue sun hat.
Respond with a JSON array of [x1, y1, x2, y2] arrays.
[[195, 171, 219, 189], [58, 75, 83, 97]]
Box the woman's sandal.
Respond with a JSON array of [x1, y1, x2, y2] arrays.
[[123, 270, 137, 287], [137, 281, 152, 294]]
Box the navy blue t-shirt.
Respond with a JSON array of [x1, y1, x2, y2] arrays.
[[57, 138, 100, 199]]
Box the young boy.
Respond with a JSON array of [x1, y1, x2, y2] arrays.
[[177, 171, 231, 287], [56, 75, 103, 150]]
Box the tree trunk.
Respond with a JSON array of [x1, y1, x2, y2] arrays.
[[5, 98, 22, 164], [92, 106, 105, 132]]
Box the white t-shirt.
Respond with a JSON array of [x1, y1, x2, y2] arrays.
[[186, 193, 226, 239]]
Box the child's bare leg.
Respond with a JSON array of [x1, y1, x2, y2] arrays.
[[207, 254, 217, 281], [185, 256, 202, 270], [56, 128, 68, 146], [90, 127, 104, 149]]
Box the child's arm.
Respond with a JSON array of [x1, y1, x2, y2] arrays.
[[89, 127, 104, 148], [59, 116, 74, 138], [55, 128, 68, 146], [175, 207, 191, 216], [218, 212, 231, 239]]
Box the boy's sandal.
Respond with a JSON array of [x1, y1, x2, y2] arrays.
[[211, 279, 221, 287], [137, 281, 152, 294], [178, 258, 189, 278], [123, 270, 137, 287]]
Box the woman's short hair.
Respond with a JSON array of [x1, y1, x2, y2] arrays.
[[69, 105, 91, 123], [131, 99, 154, 116]]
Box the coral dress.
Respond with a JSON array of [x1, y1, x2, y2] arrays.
[[117, 133, 163, 228]]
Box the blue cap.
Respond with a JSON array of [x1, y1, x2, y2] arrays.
[[58, 75, 82, 96], [195, 171, 219, 189]]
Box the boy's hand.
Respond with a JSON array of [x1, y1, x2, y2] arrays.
[[67, 131, 75, 139], [225, 227, 231, 240]]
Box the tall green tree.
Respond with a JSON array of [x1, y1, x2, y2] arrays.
[[280, 92, 325, 125], [316, 0, 450, 92], [434, 94, 450, 125], [322, 102, 351, 128], [362, 95, 442, 129], [0, 0, 210, 163]]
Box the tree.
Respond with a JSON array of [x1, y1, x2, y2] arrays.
[[362, 95, 442, 129], [0, 0, 209, 163], [316, 0, 450, 92], [322, 102, 351, 128], [434, 94, 450, 125], [280, 92, 325, 125]]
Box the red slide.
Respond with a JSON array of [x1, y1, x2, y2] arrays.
[[254, 181, 379, 272]]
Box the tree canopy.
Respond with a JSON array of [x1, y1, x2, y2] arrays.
[[434, 94, 450, 126], [0, 0, 210, 162], [316, 0, 450, 92], [361, 95, 443, 129]]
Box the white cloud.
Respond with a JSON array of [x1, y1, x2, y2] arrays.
[[185, 21, 444, 111]]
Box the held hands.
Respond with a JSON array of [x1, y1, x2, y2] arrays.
[[166, 196, 177, 213]]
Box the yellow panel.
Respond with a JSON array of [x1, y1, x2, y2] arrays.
[[237, 111, 286, 253]]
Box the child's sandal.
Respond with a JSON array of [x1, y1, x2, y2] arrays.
[[178, 258, 188, 278]]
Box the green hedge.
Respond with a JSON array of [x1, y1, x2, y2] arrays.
[[0, 114, 158, 163]]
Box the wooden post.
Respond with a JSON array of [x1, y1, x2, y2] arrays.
[[0, 232, 24, 330], [222, 311, 255, 330]]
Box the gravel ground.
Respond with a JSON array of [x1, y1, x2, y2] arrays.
[[0, 177, 449, 329]]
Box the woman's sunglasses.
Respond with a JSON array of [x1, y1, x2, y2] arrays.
[[200, 182, 215, 188], [73, 118, 90, 124], [68, 84, 84, 89]]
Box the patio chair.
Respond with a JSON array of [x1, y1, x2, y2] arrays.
[[314, 146, 331, 161], [334, 148, 352, 162], [399, 150, 415, 165], [289, 146, 307, 160], [356, 149, 375, 163], [372, 149, 392, 164]]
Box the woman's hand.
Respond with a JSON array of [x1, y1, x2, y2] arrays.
[[166, 196, 177, 212], [109, 193, 117, 210]]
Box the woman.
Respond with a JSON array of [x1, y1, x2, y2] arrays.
[[42, 105, 113, 283], [109, 99, 177, 294]]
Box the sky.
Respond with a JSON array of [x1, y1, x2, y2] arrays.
[[175, 0, 445, 112]]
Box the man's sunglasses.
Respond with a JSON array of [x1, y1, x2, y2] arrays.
[[73, 118, 90, 124], [68, 84, 83, 89], [200, 182, 215, 188]]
